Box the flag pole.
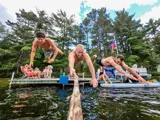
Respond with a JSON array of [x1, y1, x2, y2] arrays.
[[113, 35, 119, 55]]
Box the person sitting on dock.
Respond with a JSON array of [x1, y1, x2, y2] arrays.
[[41, 65, 53, 78], [29, 31, 64, 67], [93, 54, 147, 84], [68, 44, 98, 88], [47, 65, 53, 78], [98, 66, 112, 84], [41, 66, 49, 78]]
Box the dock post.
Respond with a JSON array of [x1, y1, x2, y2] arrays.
[[9, 72, 15, 89], [82, 72, 84, 80], [63, 84, 65, 89]]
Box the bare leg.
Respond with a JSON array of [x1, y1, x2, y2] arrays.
[[102, 75, 108, 83], [98, 75, 107, 83], [104, 74, 112, 83]]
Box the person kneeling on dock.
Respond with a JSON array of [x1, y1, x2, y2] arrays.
[[68, 44, 98, 88]]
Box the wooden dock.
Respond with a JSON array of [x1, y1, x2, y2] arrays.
[[8, 77, 92, 88], [8, 72, 123, 88]]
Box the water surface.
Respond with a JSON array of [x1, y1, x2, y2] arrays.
[[0, 78, 160, 120]]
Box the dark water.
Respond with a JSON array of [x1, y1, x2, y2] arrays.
[[0, 85, 160, 120]]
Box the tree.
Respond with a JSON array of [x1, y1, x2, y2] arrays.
[[113, 9, 141, 57]]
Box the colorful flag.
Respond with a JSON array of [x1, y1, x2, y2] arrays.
[[109, 40, 116, 54]]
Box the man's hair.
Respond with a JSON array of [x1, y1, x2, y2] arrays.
[[116, 54, 124, 61], [76, 44, 84, 50], [36, 31, 46, 38]]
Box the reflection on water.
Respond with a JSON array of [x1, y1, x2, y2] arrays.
[[0, 86, 160, 120]]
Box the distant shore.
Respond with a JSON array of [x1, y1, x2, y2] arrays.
[[0, 78, 9, 87]]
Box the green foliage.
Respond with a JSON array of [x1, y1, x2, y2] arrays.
[[21, 46, 31, 51], [0, 8, 160, 78], [126, 55, 139, 67], [150, 72, 160, 80], [150, 72, 160, 76], [0, 48, 12, 55]]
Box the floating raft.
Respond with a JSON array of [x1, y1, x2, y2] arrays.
[[100, 82, 160, 88]]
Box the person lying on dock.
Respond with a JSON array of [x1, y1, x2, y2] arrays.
[[98, 66, 112, 84], [93, 54, 147, 84], [68, 44, 98, 88], [21, 65, 41, 79], [21, 64, 31, 77], [29, 31, 64, 67]]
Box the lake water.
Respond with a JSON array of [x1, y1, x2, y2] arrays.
[[0, 79, 160, 120]]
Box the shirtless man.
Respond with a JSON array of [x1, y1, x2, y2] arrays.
[[68, 44, 98, 88], [94, 54, 147, 84], [29, 31, 63, 67]]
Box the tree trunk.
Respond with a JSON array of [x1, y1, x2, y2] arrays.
[[67, 74, 83, 120]]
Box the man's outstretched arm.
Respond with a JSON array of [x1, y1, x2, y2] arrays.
[[68, 52, 75, 76], [122, 63, 148, 84], [108, 58, 137, 80], [85, 53, 98, 88], [30, 41, 37, 67]]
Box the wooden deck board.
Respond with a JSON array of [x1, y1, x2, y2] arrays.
[[8, 77, 91, 86]]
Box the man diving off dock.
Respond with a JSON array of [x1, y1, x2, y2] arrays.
[[93, 54, 148, 84], [29, 31, 63, 67], [68, 44, 98, 88]]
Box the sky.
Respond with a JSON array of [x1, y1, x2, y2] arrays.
[[0, 0, 160, 25]]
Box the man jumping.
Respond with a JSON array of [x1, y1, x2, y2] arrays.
[[29, 31, 63, 67]]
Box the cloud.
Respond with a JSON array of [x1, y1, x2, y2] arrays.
[[79, 0, 158, 21], [0, 0, 83, 24], [0, 3, 15, 25], [139, 5, 160, 24], [84, 0, 158, 10], [0, 0, 159, 25]]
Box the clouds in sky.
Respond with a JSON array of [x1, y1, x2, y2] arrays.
[[0, 3, 15, 24], [139, 5, 160, 24], [0, 0, 159, 24], [84, 0, 158, 10], [0, 0, 83, 23]]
